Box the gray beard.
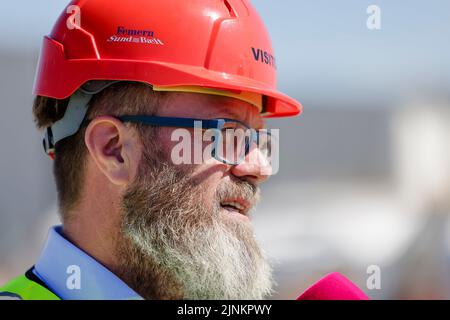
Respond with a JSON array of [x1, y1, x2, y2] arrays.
[[115, 150, 274, 300]]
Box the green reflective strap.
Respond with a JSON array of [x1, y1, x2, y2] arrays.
[[0, 275, 60, 300]]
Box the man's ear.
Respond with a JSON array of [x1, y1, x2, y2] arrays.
[[84, 116, 140, 186]]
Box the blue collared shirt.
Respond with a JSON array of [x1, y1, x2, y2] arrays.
[[33, 225, 143, 300]]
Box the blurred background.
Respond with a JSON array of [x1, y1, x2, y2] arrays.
[[1, 0, 449, 299]]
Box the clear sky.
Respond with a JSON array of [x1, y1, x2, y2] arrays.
[[1, 0, 449, 106]]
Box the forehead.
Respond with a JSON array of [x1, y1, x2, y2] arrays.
[[157, 92, 265, 129]]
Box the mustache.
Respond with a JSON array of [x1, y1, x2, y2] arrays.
[[215, 179, 261, 209]]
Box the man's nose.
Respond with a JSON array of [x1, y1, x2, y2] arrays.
[[230, 145, 272, 185]]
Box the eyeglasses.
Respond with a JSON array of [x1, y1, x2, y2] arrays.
[[117, 115, 274, 166]]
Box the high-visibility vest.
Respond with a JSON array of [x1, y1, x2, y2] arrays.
[[0, 268, 60, 300]]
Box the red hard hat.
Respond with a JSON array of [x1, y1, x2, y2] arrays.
[[34, 0, 302, 118]]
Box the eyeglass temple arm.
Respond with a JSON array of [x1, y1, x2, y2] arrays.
[[117, 115, 224, 129]]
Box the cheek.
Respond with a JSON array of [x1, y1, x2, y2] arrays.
[[158, 128, 177, 156], [159, 127, 229, 204], [190, 164, 225, 202]]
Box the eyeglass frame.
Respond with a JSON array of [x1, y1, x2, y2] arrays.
[[116, 115, 272, 165]]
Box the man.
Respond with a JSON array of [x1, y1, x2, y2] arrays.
[[0, 0, 301, 300]]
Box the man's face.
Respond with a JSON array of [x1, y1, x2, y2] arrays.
[[157, 92, 270, 221], [116, 92, 274, 299]]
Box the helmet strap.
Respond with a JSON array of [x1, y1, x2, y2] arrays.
[[42, 81, 120, 158]]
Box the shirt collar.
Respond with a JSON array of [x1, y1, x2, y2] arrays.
[[34, 225, 143, 300]]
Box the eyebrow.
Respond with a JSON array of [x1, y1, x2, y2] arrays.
[[212, 102, 265, 129]]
